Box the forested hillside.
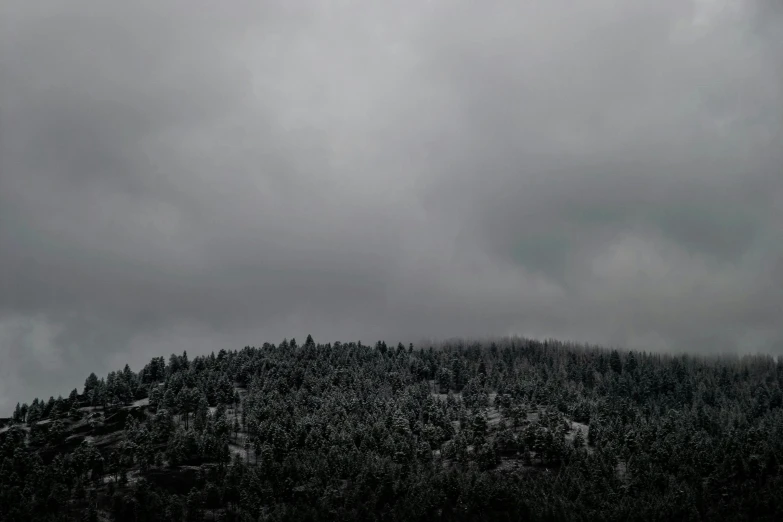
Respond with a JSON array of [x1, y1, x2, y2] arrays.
[[2, 336, 783, 521]]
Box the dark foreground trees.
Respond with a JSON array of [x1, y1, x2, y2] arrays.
[[2, 336, 783, 521]]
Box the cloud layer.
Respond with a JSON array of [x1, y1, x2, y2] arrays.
[[1, 0, 781, 411]]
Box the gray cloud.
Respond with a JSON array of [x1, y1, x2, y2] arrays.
[[1, 0, 782, 412]]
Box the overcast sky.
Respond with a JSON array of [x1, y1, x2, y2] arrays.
[[1, 0, 781, 412]]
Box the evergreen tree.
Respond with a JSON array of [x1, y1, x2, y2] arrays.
[[84, 373, 100, 396], [610, 350, 623, 374]]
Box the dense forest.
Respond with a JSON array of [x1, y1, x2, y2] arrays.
[[1, 336, 782, 521]]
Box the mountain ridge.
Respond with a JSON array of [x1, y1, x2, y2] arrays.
[[2, 336, 782, 521]]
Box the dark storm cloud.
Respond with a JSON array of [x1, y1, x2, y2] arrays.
[[1, 0, 781, 411]]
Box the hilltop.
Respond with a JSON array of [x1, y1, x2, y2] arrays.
[[2, 336, 782, 521]]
